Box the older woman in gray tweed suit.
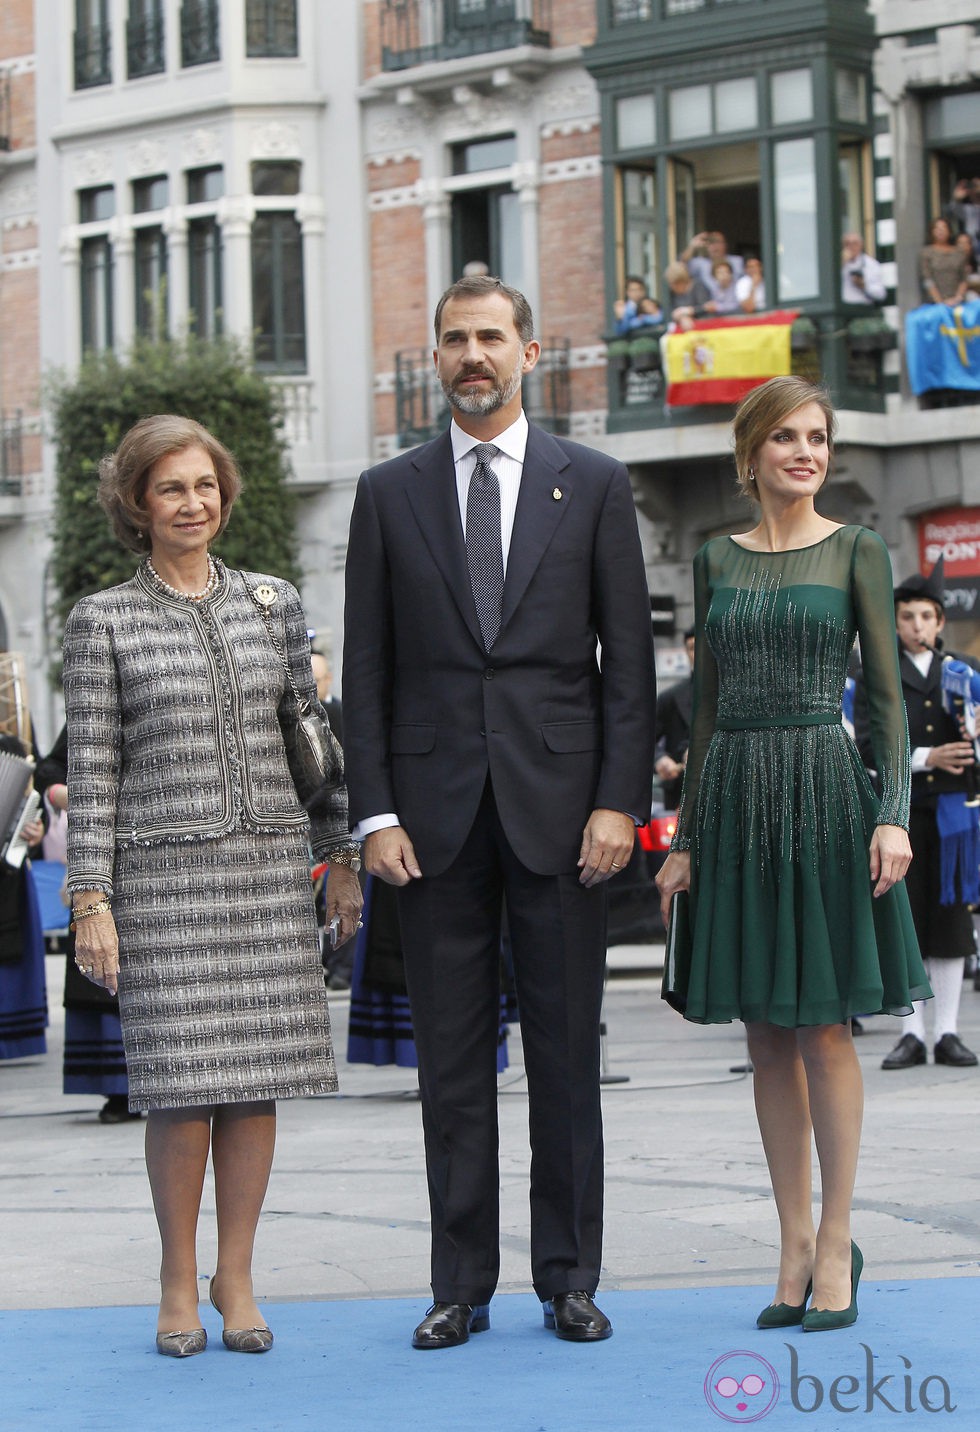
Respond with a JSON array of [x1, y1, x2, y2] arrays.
[[63, 415, 361, 1358]]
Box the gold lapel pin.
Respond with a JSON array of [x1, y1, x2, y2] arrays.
[[553, 487, 563, 501]]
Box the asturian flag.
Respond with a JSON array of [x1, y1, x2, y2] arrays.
[[905, 301, 980, 395], [663, 310, 799, 407]]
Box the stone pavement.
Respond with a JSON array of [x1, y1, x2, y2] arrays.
[[2, 951, 979, 1314]]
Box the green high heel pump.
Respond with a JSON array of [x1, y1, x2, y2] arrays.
[[802, 1242, 863, 1332], [756, 1278, 812, 1329]]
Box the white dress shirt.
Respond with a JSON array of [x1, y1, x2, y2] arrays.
[[353, 413, 529, 841], [451, 411, 528, 572], [841, 252, 887, 305]]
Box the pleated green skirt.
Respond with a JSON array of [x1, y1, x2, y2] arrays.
[[661, 723, 931, 1027]]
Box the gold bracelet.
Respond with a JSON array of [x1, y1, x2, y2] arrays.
[[327, 843, 361, 872], [70, 898, 112, 931]]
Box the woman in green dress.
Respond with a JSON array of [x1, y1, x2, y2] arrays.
[[656, 377, 929, 1333]]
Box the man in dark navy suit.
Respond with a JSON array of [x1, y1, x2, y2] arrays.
[[343, 276, 656, 1349]]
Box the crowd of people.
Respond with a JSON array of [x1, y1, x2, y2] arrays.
[[613, 182, 980, 341], [2, 274, 978, 1367], [615, 231, 769, 333]]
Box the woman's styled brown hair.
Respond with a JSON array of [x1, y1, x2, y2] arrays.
[[732, 376, 836, 501], [97, 414, 242, 552]]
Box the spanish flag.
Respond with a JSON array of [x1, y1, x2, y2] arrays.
[[664, 309, 799, 406]]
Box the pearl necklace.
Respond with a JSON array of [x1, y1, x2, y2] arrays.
[[147, 554, 219, 602]]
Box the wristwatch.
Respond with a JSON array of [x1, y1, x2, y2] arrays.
[[327, 842, 362, 872]]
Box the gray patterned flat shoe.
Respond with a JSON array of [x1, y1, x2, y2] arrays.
[[156, 1328, 207, 1357]]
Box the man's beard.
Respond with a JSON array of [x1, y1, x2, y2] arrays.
[[441, 359, 524, 416]]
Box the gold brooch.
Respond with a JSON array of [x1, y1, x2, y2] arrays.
[[553, 487, 563, 501], [254, 583, 277, 608]]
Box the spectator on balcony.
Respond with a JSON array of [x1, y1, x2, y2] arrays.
[[665, 261, 712, 329], [613, 276, 664, 335], [704, 260, 741, 316], [682, 230, 745, 288], [735, 256, 766, 314], [943, 178, 980, 262], [954, 232, 980, 296], [841, 234, 887, 306], [920, 218, 969, 307]]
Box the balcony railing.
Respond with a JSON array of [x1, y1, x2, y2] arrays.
[[74, 23, 112, 89], [0, 411, 23, 496], [394, 339, 570, 448], [127, 8, 166, 79], [605, 311, 895, 432], [381, 0, 551, 73], [181, 0, 220, 67]]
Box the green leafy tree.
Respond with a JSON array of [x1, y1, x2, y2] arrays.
[[48, 335, 300, 630]]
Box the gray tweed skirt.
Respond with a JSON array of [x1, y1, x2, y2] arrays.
[[113, 826, 336, 1111]]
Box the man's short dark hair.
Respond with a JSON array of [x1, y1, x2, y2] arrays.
[[434, 275, 535, 344]]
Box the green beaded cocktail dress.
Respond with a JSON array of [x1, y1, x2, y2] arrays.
[[662, 525, 930, 1027]]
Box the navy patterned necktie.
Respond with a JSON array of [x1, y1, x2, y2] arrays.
[[465, 442, 504, 651]]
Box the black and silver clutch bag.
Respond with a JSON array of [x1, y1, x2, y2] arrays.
[[249, 580, 344, 799]]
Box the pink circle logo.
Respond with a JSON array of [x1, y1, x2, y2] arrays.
[[704, 1351, 780, 1422]]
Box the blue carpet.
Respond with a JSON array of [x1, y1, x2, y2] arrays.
[[2, 1281, 976, 1431]]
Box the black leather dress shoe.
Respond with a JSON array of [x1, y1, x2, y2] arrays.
[[412, 1302, 490, 1350], [543, 1291, 612, 1342], [934, 1033, 979, 1067], [881, 1033, 927, 1070]]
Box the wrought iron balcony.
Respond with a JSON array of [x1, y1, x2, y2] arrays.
[[74, 23, 112, 89], [381, 0, 551, 73], [127, 8, 165, 79], [393, 340, 570, 449], [180, 0, 220, 67]]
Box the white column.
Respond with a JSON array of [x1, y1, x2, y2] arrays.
[[58, 234, 82, 370], [164, 210, 189, 335], [418, 179, 452, 324], [216, 197, 256, 344], [513, 160, 541, 322], [112, 218, 135, 350], [293, 196, 326, 459]]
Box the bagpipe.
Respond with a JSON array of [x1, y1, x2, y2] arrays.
[[0, 750, 38, 869], [935, 653, 980, 807]]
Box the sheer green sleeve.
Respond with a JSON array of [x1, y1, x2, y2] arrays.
[[851, 529, 910, 829], [671, 544, 718, 851]]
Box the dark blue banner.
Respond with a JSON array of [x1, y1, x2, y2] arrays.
[[905, 301, 980, 395]]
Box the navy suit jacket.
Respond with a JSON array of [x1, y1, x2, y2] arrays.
[[342, 423, 657, 877]]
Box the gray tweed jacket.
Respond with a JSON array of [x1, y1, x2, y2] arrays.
[[63, 562, 349, 894]]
